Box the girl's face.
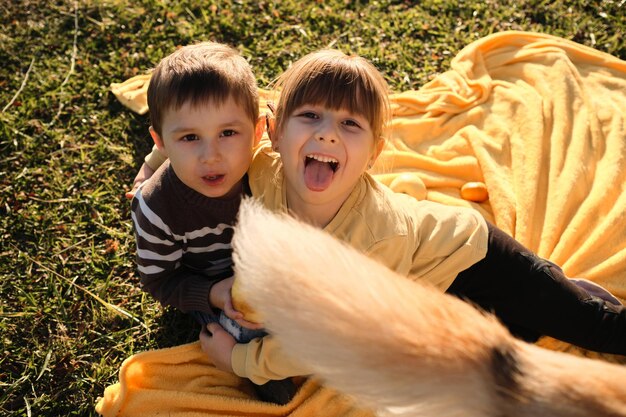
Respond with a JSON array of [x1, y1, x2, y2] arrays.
[[274, 104, 381, 226]]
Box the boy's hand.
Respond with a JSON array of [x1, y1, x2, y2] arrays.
[[199, 323, 236, 372], [125, 163, 156, 199], [223, 296, 264, 330], [209, 277, 235, 311], [211, 277, 264, 330]]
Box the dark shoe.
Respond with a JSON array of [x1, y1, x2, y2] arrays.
[[217, 311, 297, 403], [570, 278, 622, 306], [253, 378, 297, 405]]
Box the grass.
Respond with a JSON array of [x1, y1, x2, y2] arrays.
[[1, 0, 624, 415]]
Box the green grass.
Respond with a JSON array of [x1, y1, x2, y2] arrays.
[[1, 0, 624, 415]]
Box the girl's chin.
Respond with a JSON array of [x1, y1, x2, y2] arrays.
[[305, 183, 331, 192]]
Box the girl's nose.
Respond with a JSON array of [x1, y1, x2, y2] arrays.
[[316, 121, 338, 144], [316, 135, 336, 144]]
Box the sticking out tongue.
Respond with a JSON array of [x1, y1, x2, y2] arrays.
[[304, 159, 335, 191]]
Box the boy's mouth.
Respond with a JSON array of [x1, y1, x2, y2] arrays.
[[202, 174, 225, 185], [304, 154, 339, 191]]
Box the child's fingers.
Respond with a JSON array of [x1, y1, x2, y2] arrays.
[[198, 325, 211, 346], [235, 318, 264, 330], [206, 322, 222, 334], [223, 297, 262, 328], [125, 180, 143, 200], [223, 298, 243, 319]]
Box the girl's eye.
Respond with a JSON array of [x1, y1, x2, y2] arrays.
[[221, 129, 237, 137], [299, 111, 318, 119], [181, 134, 199, 142]]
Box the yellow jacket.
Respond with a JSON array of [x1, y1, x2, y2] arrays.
[[231, 142, 489, 383]]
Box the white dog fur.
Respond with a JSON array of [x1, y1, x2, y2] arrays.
[[232, 199, 626, 417]]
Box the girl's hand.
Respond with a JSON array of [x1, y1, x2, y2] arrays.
[[199, 323, 236, 372]]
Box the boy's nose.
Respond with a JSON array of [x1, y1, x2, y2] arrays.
[[200, 139, 221, 162]]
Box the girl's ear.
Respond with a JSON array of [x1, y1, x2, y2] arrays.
[[369, 138, 386, 168], [149, 126, 167, 156], [265, 113, 278, 150]]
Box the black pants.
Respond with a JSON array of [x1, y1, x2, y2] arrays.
[[446, 222, 626, 355]]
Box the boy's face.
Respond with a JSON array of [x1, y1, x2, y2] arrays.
[[151, 97, 260, 199], [273, 104, 380, 222]]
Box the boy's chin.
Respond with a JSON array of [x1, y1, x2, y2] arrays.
[[192, 185, 228, 199]]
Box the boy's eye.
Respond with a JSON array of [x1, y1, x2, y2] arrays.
[[220, 129, 237, 137], [343, 119, 361, 128], [181, 134, 199, 142]]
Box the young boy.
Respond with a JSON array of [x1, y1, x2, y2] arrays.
[[130, 41, 296, 404]]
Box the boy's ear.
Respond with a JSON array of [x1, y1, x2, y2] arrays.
[[149, 126, 167, 155], [254, 116, 265, 146]]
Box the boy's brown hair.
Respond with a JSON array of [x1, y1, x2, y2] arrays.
[[147, 42, 259, 135], [273, 49, 390, 144]]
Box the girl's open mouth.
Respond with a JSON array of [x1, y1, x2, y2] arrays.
[[304, 154, 339, 191]]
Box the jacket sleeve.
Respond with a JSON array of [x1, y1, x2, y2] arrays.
[[366, 202, 488, 291], [231, 335, 311, 384]]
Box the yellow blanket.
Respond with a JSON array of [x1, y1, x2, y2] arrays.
[[100, 31, 626, 416]]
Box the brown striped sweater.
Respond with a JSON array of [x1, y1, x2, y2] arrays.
[[131, 161, 249, 313]]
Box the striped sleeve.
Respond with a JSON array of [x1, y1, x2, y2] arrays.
[[131, 189, 225, 313]]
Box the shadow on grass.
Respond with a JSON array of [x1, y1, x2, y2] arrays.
[[152, 307, 203, 348]]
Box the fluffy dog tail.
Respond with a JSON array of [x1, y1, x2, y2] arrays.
[[232, 199, 626, 417]]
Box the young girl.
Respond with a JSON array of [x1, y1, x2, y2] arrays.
[[200, 49, 625, 385]]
